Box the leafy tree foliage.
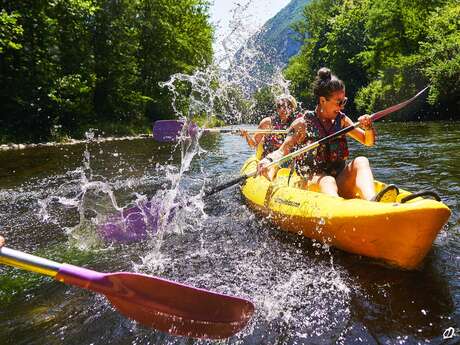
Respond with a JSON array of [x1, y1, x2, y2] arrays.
[[0, 9, 23, 53], [0, 0, 213, 143], [139, 0, 212, 121], [285, 0, 459, 120], [420, 1, 460, 113]]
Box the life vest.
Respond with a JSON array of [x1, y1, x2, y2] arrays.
[[294, 111, 349, 177], [259, 112, 298, 159]]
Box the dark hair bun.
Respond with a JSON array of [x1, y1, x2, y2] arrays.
[[317, 67, 331, 81], [312, 67, 344, 99]]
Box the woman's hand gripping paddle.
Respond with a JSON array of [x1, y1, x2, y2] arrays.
[[153, 120, 287, 142], [0, 246, 254, 339]]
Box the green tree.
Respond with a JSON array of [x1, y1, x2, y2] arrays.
[[0, 9, 23, 53], [251, 86, 276, 123], [354, 0, 447, 114], [47, 0, 98, 138], [93, 0, 146, 127], [420, 1, 460, 113], [139, 0, 213, 121], [0, 0, 61, 142], [321, 0, 370, 113], [286, 0, 457, 120], [0, 0, 214, 143]]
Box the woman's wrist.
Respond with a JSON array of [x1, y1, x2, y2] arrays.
[[266, 150, 283, 162]]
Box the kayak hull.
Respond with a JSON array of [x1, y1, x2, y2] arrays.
[[240, 157, 451, 270]]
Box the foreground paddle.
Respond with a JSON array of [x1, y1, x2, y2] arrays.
[[153, 120, 287, 142], [0, 246, 254, 339], [205, 86, 430, 195]]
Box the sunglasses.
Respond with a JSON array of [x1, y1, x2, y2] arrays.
[[327, 96, 348, 107], [276, 102, 291, 110]]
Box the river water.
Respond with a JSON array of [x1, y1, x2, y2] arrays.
[[0, 121, 459, 345]]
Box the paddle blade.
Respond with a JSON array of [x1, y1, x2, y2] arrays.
[[99, 202, 159, 243], [106, 274, 254, 339], [153, 120, 184, 142], [98, 200, 177, 243], [56, 265, 254, 339], [152, 120, 199, 142]]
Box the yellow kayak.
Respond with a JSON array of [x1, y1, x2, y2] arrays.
[[240, 156, 451, 270]]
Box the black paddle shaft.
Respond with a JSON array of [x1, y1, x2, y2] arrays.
[[204, 175, 247, 196]]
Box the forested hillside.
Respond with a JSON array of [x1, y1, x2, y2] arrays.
[[284, 0, 459, 119], [253, 0, 310, 66], [0, 0, 213, 143]]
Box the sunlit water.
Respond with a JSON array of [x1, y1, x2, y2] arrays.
[[0, 121, 459, 345], [1, 1, 459, 342]]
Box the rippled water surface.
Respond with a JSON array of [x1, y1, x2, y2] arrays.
[[0, 121, 459, 344]]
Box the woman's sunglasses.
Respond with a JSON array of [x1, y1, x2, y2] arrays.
[[327, 97, 348, 107], [276, 102, 291, 110]]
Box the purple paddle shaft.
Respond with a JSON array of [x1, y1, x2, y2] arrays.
[[55, 264, 255, 339]]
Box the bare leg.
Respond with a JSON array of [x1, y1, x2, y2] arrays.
[[300, 173, 339, 196], [336, 157, 375, 200]]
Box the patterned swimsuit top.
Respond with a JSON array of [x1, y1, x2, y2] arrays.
[[294, 110, 349, 177], [262, 112, 298, 158]]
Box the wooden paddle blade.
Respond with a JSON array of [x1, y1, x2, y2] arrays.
[[56, 264, 254, 339]]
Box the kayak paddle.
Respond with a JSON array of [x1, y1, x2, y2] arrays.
[[101, 87, 428, 242], [152, 119, 287, 142], [0, 246, 254, 339], [204, 86, 430, 195]]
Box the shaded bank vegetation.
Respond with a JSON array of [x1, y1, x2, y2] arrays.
[[0, 0, 212, 143], [284, 0, 459, 120], [1, 0, 458, 144]]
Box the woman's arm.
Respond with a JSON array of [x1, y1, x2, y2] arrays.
[[257, 118, 306, 176], [240, 117, 272, 148], [0, 236, 4, 247], [344, 114, 375, 146]]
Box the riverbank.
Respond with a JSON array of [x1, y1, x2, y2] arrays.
[[0, 115, 226, 152], [0, 134, 152, 152]]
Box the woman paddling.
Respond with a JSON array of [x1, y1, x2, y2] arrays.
[[258, 67, 396, 201], [241, 95, 299, 180]]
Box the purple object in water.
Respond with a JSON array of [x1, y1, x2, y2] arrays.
[[187, 122, 199, 138], [153, 120, 184, 142], [152, 120, 200, 142], [99, 202, 159, 243], [99, 200, 178, 243]]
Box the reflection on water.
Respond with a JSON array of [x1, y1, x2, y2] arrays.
[[0, 121, 459, 344]]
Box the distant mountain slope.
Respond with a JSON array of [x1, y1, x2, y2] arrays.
[[231, 0, 310, 92], [255, 0, 310, 66]]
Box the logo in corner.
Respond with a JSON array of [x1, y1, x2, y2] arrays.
[[443, 327, 457, 339]]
